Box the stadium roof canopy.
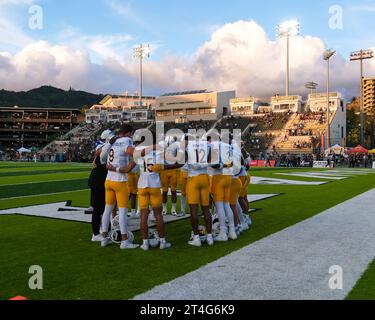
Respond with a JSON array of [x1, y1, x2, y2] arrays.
[[161, 90, 210, 97]]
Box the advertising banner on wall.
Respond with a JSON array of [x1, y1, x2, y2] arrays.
[[313, 161, 328, 168]]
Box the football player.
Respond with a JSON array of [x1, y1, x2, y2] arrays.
[[229, 138, 244, 236], [179, 163, 189, 217], [180, 134, 214, 247], [160, 136, 180, 216], [238, 150, 251, 230], [210, 133, 238, 242], [100, 124, 139, 250], [133, 131, 181, 251], [128, 160, 140, 219], [89, 130, 114, 242], [178, 135, 190, 217]]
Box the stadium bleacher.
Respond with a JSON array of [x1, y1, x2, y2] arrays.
[[37, 107, 334, 162]]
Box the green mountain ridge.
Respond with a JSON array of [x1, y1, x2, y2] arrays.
[[0, 86, 106, 109]]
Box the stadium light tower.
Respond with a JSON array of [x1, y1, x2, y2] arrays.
[[350, 49, 374, 146], [276, 20, 300, 97], [133, 44, 150, 108], [305, 81, 318, 95], [323, 49, 336, 150]]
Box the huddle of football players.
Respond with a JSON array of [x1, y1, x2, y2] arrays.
[[93, 124, 252, 251]]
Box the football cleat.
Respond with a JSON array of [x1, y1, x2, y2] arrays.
[[214, 231, 228, 242], [160, 240, 172, 250], [241, 222, 249, 231], [228, 228, 238, 240], [120, 241, 139, 250], [101, 237, 113, 247], [188, 236, 202, 247], [141, 241, 150, 251], [91, 234, 104, 242], [171, 210, 178, 217], [236, 225, 243, 236], [245, 214, 253, 227], [206, 234, 214, 246]]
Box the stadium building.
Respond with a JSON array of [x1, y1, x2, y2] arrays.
[[363, 77, 375, 117], [230, 97, 260, 116], [85, 94, 156, 124], [154, 90, 236, 123], [0, 106, 83, 149], [306, 92, 345, 113], [306, 92, 346, 146], [271, 95, 303, 113]]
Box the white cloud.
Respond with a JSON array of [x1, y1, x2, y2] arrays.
[[0, 0, 35, 51], [0, 20, 374, 101], [0, 41, 135, 93], [143, 20, 374, 100], [58, 26, 134, 62]]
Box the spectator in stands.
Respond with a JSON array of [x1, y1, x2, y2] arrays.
[[265, 153, 271, 167], [363, 154, 369, 168], [286, 153, 292, 167]]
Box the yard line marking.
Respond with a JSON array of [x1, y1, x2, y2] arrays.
[[0, 189, 89, 201]]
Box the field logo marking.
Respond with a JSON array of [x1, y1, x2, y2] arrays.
[[329, 265, 343, 290], [28, 265, 43, 290]]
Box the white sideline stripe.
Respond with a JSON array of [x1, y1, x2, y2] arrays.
[[0, 189, 89, 201], [134, 188, 375, 300], [0, 176, 88, 187]]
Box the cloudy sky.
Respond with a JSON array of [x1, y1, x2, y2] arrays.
[[0, 0, 375, 100]]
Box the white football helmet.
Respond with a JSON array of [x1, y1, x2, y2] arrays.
[[110, 216, 135, 244], [111, 215, 120, 230], [110, 229, 122, 244], [148, 229, 160, 248], [190, 225, 207, 243], [212, 222, 221, 238], [211, 214, 219, 225]]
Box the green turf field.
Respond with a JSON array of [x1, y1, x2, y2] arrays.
[[0, 162, 374, 300]]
